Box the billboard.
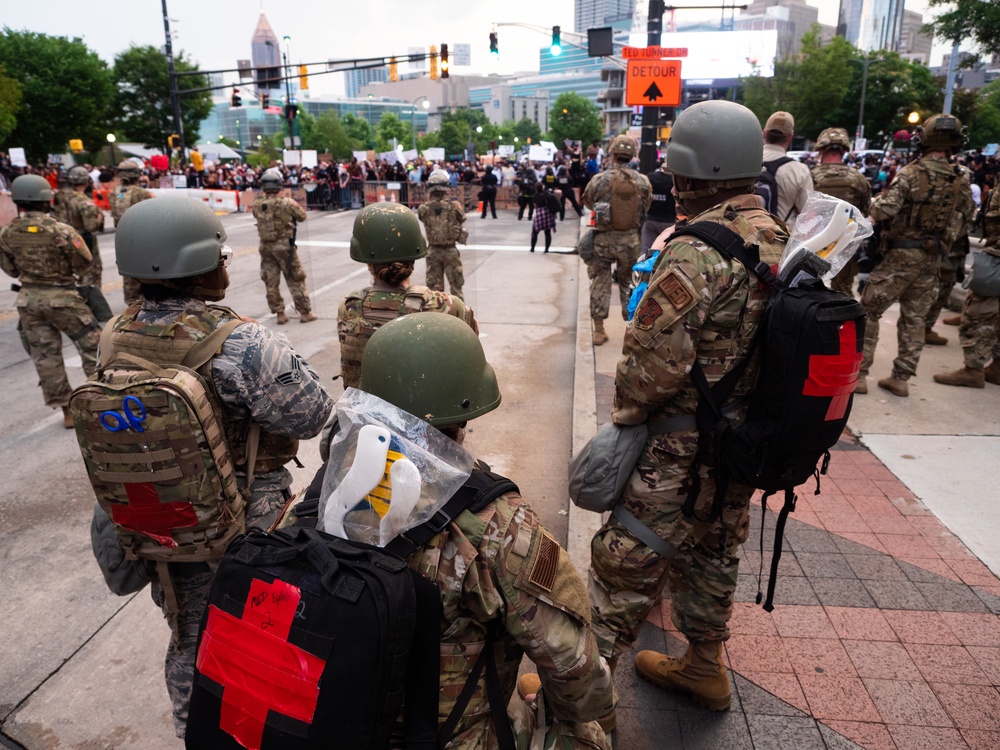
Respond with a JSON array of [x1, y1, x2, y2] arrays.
[[628, 29, 778, 79]]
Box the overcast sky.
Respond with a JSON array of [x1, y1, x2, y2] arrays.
[[5, 0, 943, 98]]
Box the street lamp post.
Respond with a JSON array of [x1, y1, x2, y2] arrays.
[[236, 119, 245, 162], [907, 111, 920, 159], [107, 133, 116, 165], [367, 94, 374, 150], [410, 96, 430, 151]]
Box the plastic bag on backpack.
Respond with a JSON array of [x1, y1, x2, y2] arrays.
[[779, 191, 873, 285], [319, 388, 474, 547]]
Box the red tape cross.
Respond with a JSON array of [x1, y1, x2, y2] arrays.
[[196, 579, 324, 750], [110, 482, 198, 547], [803, 320, 862, 421]]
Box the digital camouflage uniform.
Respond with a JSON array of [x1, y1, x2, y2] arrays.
[[337, 284, 478, 388], [810, 162, 871, 297], [418, 197, 468, 300], [396, 485, 613, 750], [588, 194, 787, 657], [0, 211, 101, 408], [581, 166, 652, 321], [53, 187, 105, 287], [108, 298, 333, 737], [109, 184, 154, 304], [861, 156, 975, 380], [253, 194, 312, 315], [958, 187, 1000, 369]]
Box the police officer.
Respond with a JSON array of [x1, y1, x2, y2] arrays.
[[110, 160, 154, 305], [641, 158, 678, 256], [338, 203, 478, 389], [587, 101, 789, 713], [810, 127, 872, 298], [856, 114, 976, 397], [0, 174, 101, 429], [110, 198, 333, 737], [582, 134, 652, 345], [417, 172, 468, 300], [357, 313, 614, 749], [515, 161, 537, 221], [253, 169, 316, 324]]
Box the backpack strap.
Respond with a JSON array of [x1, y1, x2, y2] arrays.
[[667, 222, 778, 286], [757, 489, 797, 612]]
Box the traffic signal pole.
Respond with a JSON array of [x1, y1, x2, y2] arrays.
[[161, 0, 187, 165], [638, 0, 664, 174]]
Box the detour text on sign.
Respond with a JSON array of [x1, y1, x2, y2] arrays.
[[625, 58, 683, 107]]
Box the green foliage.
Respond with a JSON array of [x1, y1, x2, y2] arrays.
[[549, 91, 603, 146], [342, 112, 374, 151], [113, 45, 214, 153], [436, 109, 492, 157], [0, 66, 22, 144], [307, 109, 353, 158], [969, 80, 1000, 149], [790, 31, 856, 138], [512, 117, 543, 145], [926, 0, 1000, 57], [0, 29, 115, 162], [374, 112, 410, 152]]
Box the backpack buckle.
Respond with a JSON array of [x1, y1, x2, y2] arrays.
[[423, 508, 454, 534]]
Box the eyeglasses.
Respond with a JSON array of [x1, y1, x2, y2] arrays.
[[220, 245, 233, 268]]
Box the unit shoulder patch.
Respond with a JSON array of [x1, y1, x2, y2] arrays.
[[658, 268, 697, 311]]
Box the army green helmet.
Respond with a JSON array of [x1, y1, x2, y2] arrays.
[[666, 100, 763, 181], [349, 203, 427, 263], [11, 174, 54, 203], [116, 198, 227, 279], [359, 313, 501, 427], [260, 169, 283, 192], [913, 114, 967, 154], [610, 134, 637, 160], [66, 166, 91, 185], [815, 127, 852, 153]]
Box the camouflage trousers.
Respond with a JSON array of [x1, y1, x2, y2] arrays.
[[16, 287, 100, 407], [589, 444, 752, 658], [259, 242, 312, 314], [586, 231, 639, 321], [860, 246, 939, 379], [959, 289, 1000, 369], [426, 244, 465, 300], [151, 470, 291, 738], [830, 256, 859, 298], [925, 253, 964, 329], [507, 695, 610, 750]]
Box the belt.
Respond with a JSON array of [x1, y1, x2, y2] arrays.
[[646, 398, 749, 435]]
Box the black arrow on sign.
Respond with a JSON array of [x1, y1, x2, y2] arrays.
[[643, 82, 663, 102]]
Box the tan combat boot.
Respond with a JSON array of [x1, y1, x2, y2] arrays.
[[933, 367, 985, 388], [299, 311, 318, 323], [635, 640, 731, 711], [985, 361, 1000, 386], [592, 319, 609, 346], [855, 371, 869, 394], [877, 375, 909, 397], [275, 311, 289, 325], [942, 314, 961, 326], [924, 329, 948, 346], [61, 406, 74, 430]]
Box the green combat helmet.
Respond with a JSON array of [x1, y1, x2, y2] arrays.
[[667, 100, 763, 183], [11, 174, 54, 204], [359, 313, 501, 427], [815, 127, 852, 154], [260, 169, 283, 193], [610, 134, 638, 161], [913, 114, 968, 154], [116, 198, 227, 280], [66, 166, 92, 185], [349, 203, 427, 263]]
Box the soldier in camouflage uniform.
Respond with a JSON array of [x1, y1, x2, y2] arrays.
[[110, 160, 154, 305], [810, 127, 871, 298], [337, 202, 478, 389], [110, 198, 333, 737], [582, 134, 652, 346], [0, 174, 101, 429], [253, 169, 316, 324], [856, 114, 976, 397], [587, 101, 789, 714], [934, 183, 1000, 388], [417, 172, 468, 300], [356, 314, 613, 749]]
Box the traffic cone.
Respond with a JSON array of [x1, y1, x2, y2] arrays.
[[477, 201, 483, 213]]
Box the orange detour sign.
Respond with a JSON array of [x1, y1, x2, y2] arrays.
[[626, 58, 683, 107]]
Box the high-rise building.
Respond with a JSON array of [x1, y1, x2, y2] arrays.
[[345, 68, 389, 99], [837, 0, 906, 52], [898, 9, 933, 64], [574, 0, 635, 33], [734, 0, 830, 58], [251, 14, 283, 95]]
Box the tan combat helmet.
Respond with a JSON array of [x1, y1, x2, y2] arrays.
[[118, 160, 142, 184], [913, 114, 968, 154], [815, 127, 852, 154], [609, 134, 638, 162]]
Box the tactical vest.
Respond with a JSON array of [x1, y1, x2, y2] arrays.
[[111, 185, 150, 224], [254, 196, 295, 242], [421, 200, 461, 245], [592, 168, 643, 231], [896, 159, 968, 248], [1, 214, 80, 286], [811, 164, 867, 209]]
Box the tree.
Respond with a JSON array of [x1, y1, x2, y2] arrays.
[[113, 45, 214, 154], [969, 80, 1000, 149], [788, 30, 856, 139], [0, 66, 21, 145], [0, 30, 114, 161], [549, 91, 602, 146], [436, 109, 492, 158], [374, 112, 410, 153], [512, 118, 543, 145], [308, 110, 353, 158], [342, 112, 373, 151], [926, 0, 1000, 58], [742, 59, 798, 126]]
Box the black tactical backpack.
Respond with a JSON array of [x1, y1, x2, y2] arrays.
[[754, 156, 792, 218]]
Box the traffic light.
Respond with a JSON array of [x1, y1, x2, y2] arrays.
[[230, 88, 242, 107], [168, 134, 179, 148], [389, 56, 398, 82], [298, 65, 309, 90], [260, 92, 269, 109], [440, 44, 449, 78], [285, 103, 298, 121], [429, 45, 439, 80], [551, 26, 562, 57], [489, 32, 498, 58]]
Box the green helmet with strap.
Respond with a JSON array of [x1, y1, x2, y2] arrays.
[[11, 174, 54, 203], [116, 198, 227, 279], [260, 169, 283, 192], [359, 313, 501, 427], [349, 203, 427, 263], [666, 100, 763, 182], [66, 166, 91, 185]]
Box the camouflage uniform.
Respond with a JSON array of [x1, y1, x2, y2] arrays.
[[861, 156, 975, 380], [588, 194, 787, 656], [581, 166, 652, 320], [958, 187, 1000, 369], [0, 211, 101, 407], [337, 284, 478, 388], [418, 197, 467, 300], [109, 184, 154, 305], [110, 298, 333, 737], [252, 194, 312, 315], [53, 187, 105, 287], [395, 485, 613, 750], [926, 164, 977, 331], [810, 163, 871, 297]]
